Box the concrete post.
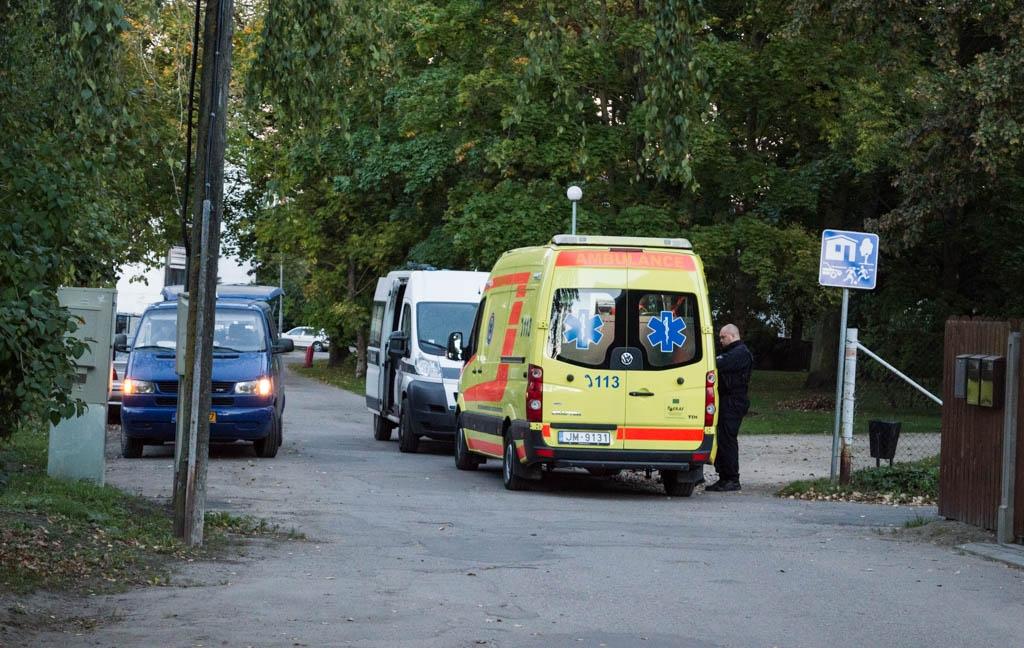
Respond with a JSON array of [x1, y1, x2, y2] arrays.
[[840, 328, 858, 484], [997, 332, 1020, 544]]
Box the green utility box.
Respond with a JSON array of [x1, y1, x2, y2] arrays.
[[47, 287, 116, 484]]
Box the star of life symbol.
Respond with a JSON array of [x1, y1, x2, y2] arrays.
[[646, 310, 687, 353], [564, 310, 604, 350]]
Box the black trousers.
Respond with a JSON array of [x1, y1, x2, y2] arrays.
[[714, 415, 742, 482]]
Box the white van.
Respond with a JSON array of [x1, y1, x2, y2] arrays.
[[366, 270, 489, 452]]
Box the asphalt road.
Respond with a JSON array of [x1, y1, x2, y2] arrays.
[[33, 354, 1024, 647]]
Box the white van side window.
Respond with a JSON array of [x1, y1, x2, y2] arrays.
[[369, 301, 385, 348]]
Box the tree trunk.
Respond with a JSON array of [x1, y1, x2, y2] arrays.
[[355, 328, 367, 379], [804, 308, 839, 388], [327, 340, 349, 368]]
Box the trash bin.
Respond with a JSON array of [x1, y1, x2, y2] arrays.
[[868, 420, 901, 467]]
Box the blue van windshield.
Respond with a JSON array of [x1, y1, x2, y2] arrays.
[[134, 309, 267, 352]]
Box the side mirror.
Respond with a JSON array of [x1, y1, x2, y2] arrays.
[[113, 333, 128, 353], [446, 331, 464, 362], [387, 331, 408, 358], [273, 338, 295, 354]]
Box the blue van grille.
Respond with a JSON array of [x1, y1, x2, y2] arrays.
[[156, 381, 235, 394]]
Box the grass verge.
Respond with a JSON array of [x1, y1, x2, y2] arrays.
[[0, 424, 296, 594], [292, 354, 366, 395], [777, 455, 939, 505], [745, 370, 941, 435]]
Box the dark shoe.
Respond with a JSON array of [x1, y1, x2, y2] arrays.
[[705, 479, 741, 492]]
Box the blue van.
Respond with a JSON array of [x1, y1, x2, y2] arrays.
[[118, 286, 293, 459]]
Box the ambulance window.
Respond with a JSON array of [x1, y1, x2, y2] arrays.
[[467, 297, 486, 358], [632, 291, 701, 368], [547, 288, 622, 368]]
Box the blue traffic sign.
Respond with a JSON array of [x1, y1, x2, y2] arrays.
[[818, 229, 879, 290]]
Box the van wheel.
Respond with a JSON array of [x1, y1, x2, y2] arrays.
[[254, 416, 280, 458], [398, 402, 419, 453], [502, 436, 527, 491], [121, 431, 143, 459], [662, 470, 695, 497], [312, 341, 324, 352], [454, 417, 479, 471], [373, 414, 393, 441], [277, 413, 284, 446]]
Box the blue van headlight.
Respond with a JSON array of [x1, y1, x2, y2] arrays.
[[123, 379, 155, 395], [236, 377, 272, 396]]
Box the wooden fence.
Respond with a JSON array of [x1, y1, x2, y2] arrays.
[[939, 317, 1023, 539]]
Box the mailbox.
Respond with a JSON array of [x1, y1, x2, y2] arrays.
[[965, 354, 983, 405], [979, 355, 1005, 408], [956, 353, 1005, 408], [48, 287, 116, 484]]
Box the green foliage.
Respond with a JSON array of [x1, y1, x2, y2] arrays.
[[778, 455, 939, 504], [1, 1, 200, 435], [240, 0, 1024, 386]]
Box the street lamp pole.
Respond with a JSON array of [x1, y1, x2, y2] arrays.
[[566, 185, 582, 235]]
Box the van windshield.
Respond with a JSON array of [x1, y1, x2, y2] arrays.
[[547, 288, 701, 369], [134, 309, 267, 353], [417, 302, 478, 356]]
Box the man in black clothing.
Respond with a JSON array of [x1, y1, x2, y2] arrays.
[[706, 324, 753, 492]]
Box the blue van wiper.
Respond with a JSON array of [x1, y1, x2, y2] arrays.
[[132, 345, 174, 352]]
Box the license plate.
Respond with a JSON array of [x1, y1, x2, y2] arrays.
[[557, 431, 611, 446], [209, 411, 217, 423]]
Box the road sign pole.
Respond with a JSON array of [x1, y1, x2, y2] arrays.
[[830, 288, 849, 482]]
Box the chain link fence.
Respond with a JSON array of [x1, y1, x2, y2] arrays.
[[848, 353, 942, 473]]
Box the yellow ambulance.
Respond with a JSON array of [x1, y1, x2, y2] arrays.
[[445, 235, 718, 496]]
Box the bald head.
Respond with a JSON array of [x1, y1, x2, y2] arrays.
[[719, 324, 740, 346]]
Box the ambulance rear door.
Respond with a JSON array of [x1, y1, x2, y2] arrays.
[[540, 252, 626, 451], [621, 253, 707, 451]]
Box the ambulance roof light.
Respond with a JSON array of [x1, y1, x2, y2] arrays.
[[550, 235, 693, 250]]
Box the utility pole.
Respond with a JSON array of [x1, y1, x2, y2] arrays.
[[173, 0, 234, 546]]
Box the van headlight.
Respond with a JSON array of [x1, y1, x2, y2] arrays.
[[123, 379, 154, 395], [413, 357, 442, 379], [236, 377, 272, 396]]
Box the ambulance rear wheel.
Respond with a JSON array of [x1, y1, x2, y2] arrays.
[[454, 419, 478, 471], [502, 436, 527, 491], [662, 470, 695, 497], [398, 402, 419, 453], [373, 414, 393, 441]]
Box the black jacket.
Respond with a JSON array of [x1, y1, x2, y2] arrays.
[[716, 340, 753, 418]]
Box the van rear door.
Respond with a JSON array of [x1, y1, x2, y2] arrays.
[[365, 278, 389, 413], [540, 261, 626, 451], [622, 258, 707, 451]]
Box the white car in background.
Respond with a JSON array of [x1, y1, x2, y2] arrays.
[[282, 326, 330, 351]]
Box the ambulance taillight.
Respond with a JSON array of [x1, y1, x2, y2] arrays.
[[527, 364, 544, 422], [705, 371, 716, 427]]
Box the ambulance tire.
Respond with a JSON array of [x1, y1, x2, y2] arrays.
[[373, 414, 393, 441], [502, 435, 528, 491], [454, 419, 479, 471], [661, 470, 695, 497], [398, 402, 419, 453]]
